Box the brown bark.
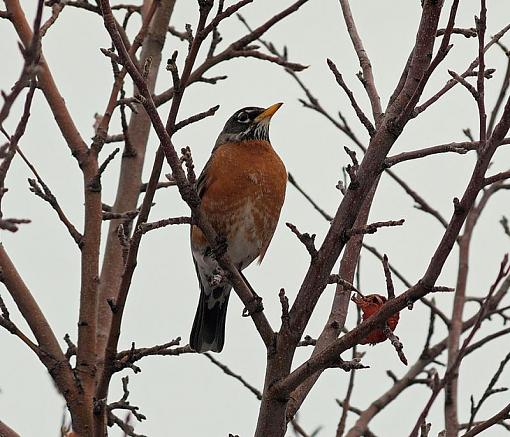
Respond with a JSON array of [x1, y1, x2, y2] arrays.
[[462, 403, 510, 437], [275, 90, 510, 414], [286, 181, 378, 421], [0, 245, 85, 430], [254, 3, 445, 434], [255, 332, 295, 436], [445, 3, 488, 435], [445, 187, 497, 436], [96, 0, 176, 378], [75, 160, 102, 435], [4, 0, 88, 164], [93, 3, 177, 434], [3, 1, 510, 435], [345, 272, 510, 436], [0, 420, 20, 437]]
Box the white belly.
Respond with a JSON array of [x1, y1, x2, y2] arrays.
[[224, 200, 262, 270]]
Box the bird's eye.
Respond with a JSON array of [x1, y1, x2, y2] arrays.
[[236, 111, 250, 123]]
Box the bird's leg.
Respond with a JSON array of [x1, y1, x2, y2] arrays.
[[209, 266, 227, 288], [203, 236, 229, 287], [240, 269, 264, 317]]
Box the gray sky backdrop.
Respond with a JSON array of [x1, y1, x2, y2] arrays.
[[1, 0, 510, 436]]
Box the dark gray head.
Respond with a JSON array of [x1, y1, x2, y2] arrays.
[[215, 103, 283, 147]]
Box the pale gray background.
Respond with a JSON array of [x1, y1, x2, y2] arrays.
[[1, 1, 509, 436]]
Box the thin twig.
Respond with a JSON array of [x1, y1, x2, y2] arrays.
[[138, 216, 192, 234], [287, 173, 333, 221], [414, 22, 510, 117], [88, 147, 120, 192], [286, 222, 318, 259], [108, 411, 146, 437], [140, 180, 177, 192], [410, 255, 510, 436], [204, 353, 262, 400], [107, 376, 146, 423], [328, 275, 363, 296], [16, 147, 83, 246], [0, 292, 40, 355], [347, 219, 405, 237], [448, 70, 478, 99], [327, 59, 375, 136], [174, 105, 220, 132], [338, 0, 382, 124], [382, 254, 395, 299], [484, 169, 510, 185], [421, 298, 437, 358], [467, 350, 510, 430], [383, 325, 408, 365], [336, 308, 361, 437]]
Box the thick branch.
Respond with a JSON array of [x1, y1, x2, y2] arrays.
[[0, 244, 78, 412], [4, 0, 89, 164], [276, 91, 510, 401], [0, 420, 20, 437], [96, 0, 177, 402], [384, 139, 510, 167], [462, 403, 510, 437]]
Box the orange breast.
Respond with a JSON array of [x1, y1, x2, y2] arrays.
[[192, 140, 287, 262]]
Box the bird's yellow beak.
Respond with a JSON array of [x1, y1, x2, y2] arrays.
[[254, 102, 283, 122]]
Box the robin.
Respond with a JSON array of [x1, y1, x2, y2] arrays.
[[190, 103, 287, 353]]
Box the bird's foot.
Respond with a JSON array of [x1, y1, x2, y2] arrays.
[[209, 267, 226, 287], [242, 294, 264, 317]]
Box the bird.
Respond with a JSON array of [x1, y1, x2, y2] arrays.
[[189, 103, 287, 353]]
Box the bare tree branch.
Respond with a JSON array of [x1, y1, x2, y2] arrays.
[[338, 0, 382, 125], [327, 59, 376, 136], [0, 420, 20, 437], [466, 350, 510, 430], [20, 149, 83, 246]]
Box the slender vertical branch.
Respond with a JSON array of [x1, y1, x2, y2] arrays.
[[338, 0, 382, 125], [286, 181, 379, 421], [95, 0, 276, 423], [96, 0, 176, 393], [487, 42, 510, 136], [411, 255, 510, 437], [476, 1, 487, 149], [345, 272, 510, 437], [91, 0, 160, 153], [273, 91, 510, 411], [445, 4, 487, 435], [4, 0, 89, 164]]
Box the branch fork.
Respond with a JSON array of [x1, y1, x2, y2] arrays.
[[286, 222, 317, 259]]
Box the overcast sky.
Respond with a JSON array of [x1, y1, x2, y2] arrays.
[[1, 1, 510, 436]]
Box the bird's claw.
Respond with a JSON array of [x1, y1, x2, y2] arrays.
[[209, 266, 226, 287]]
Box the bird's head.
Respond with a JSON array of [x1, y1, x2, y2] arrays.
[[215, 102, 283, 147]]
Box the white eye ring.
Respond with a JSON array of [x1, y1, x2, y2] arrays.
[[236, 112, 250, 123]]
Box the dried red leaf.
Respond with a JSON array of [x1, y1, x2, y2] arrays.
[[352, 294, 400, 345]]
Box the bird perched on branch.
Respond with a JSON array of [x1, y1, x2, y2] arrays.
[[190, 103, 287, 353]]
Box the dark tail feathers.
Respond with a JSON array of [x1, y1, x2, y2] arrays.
[[190, 286, 231, 353]]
